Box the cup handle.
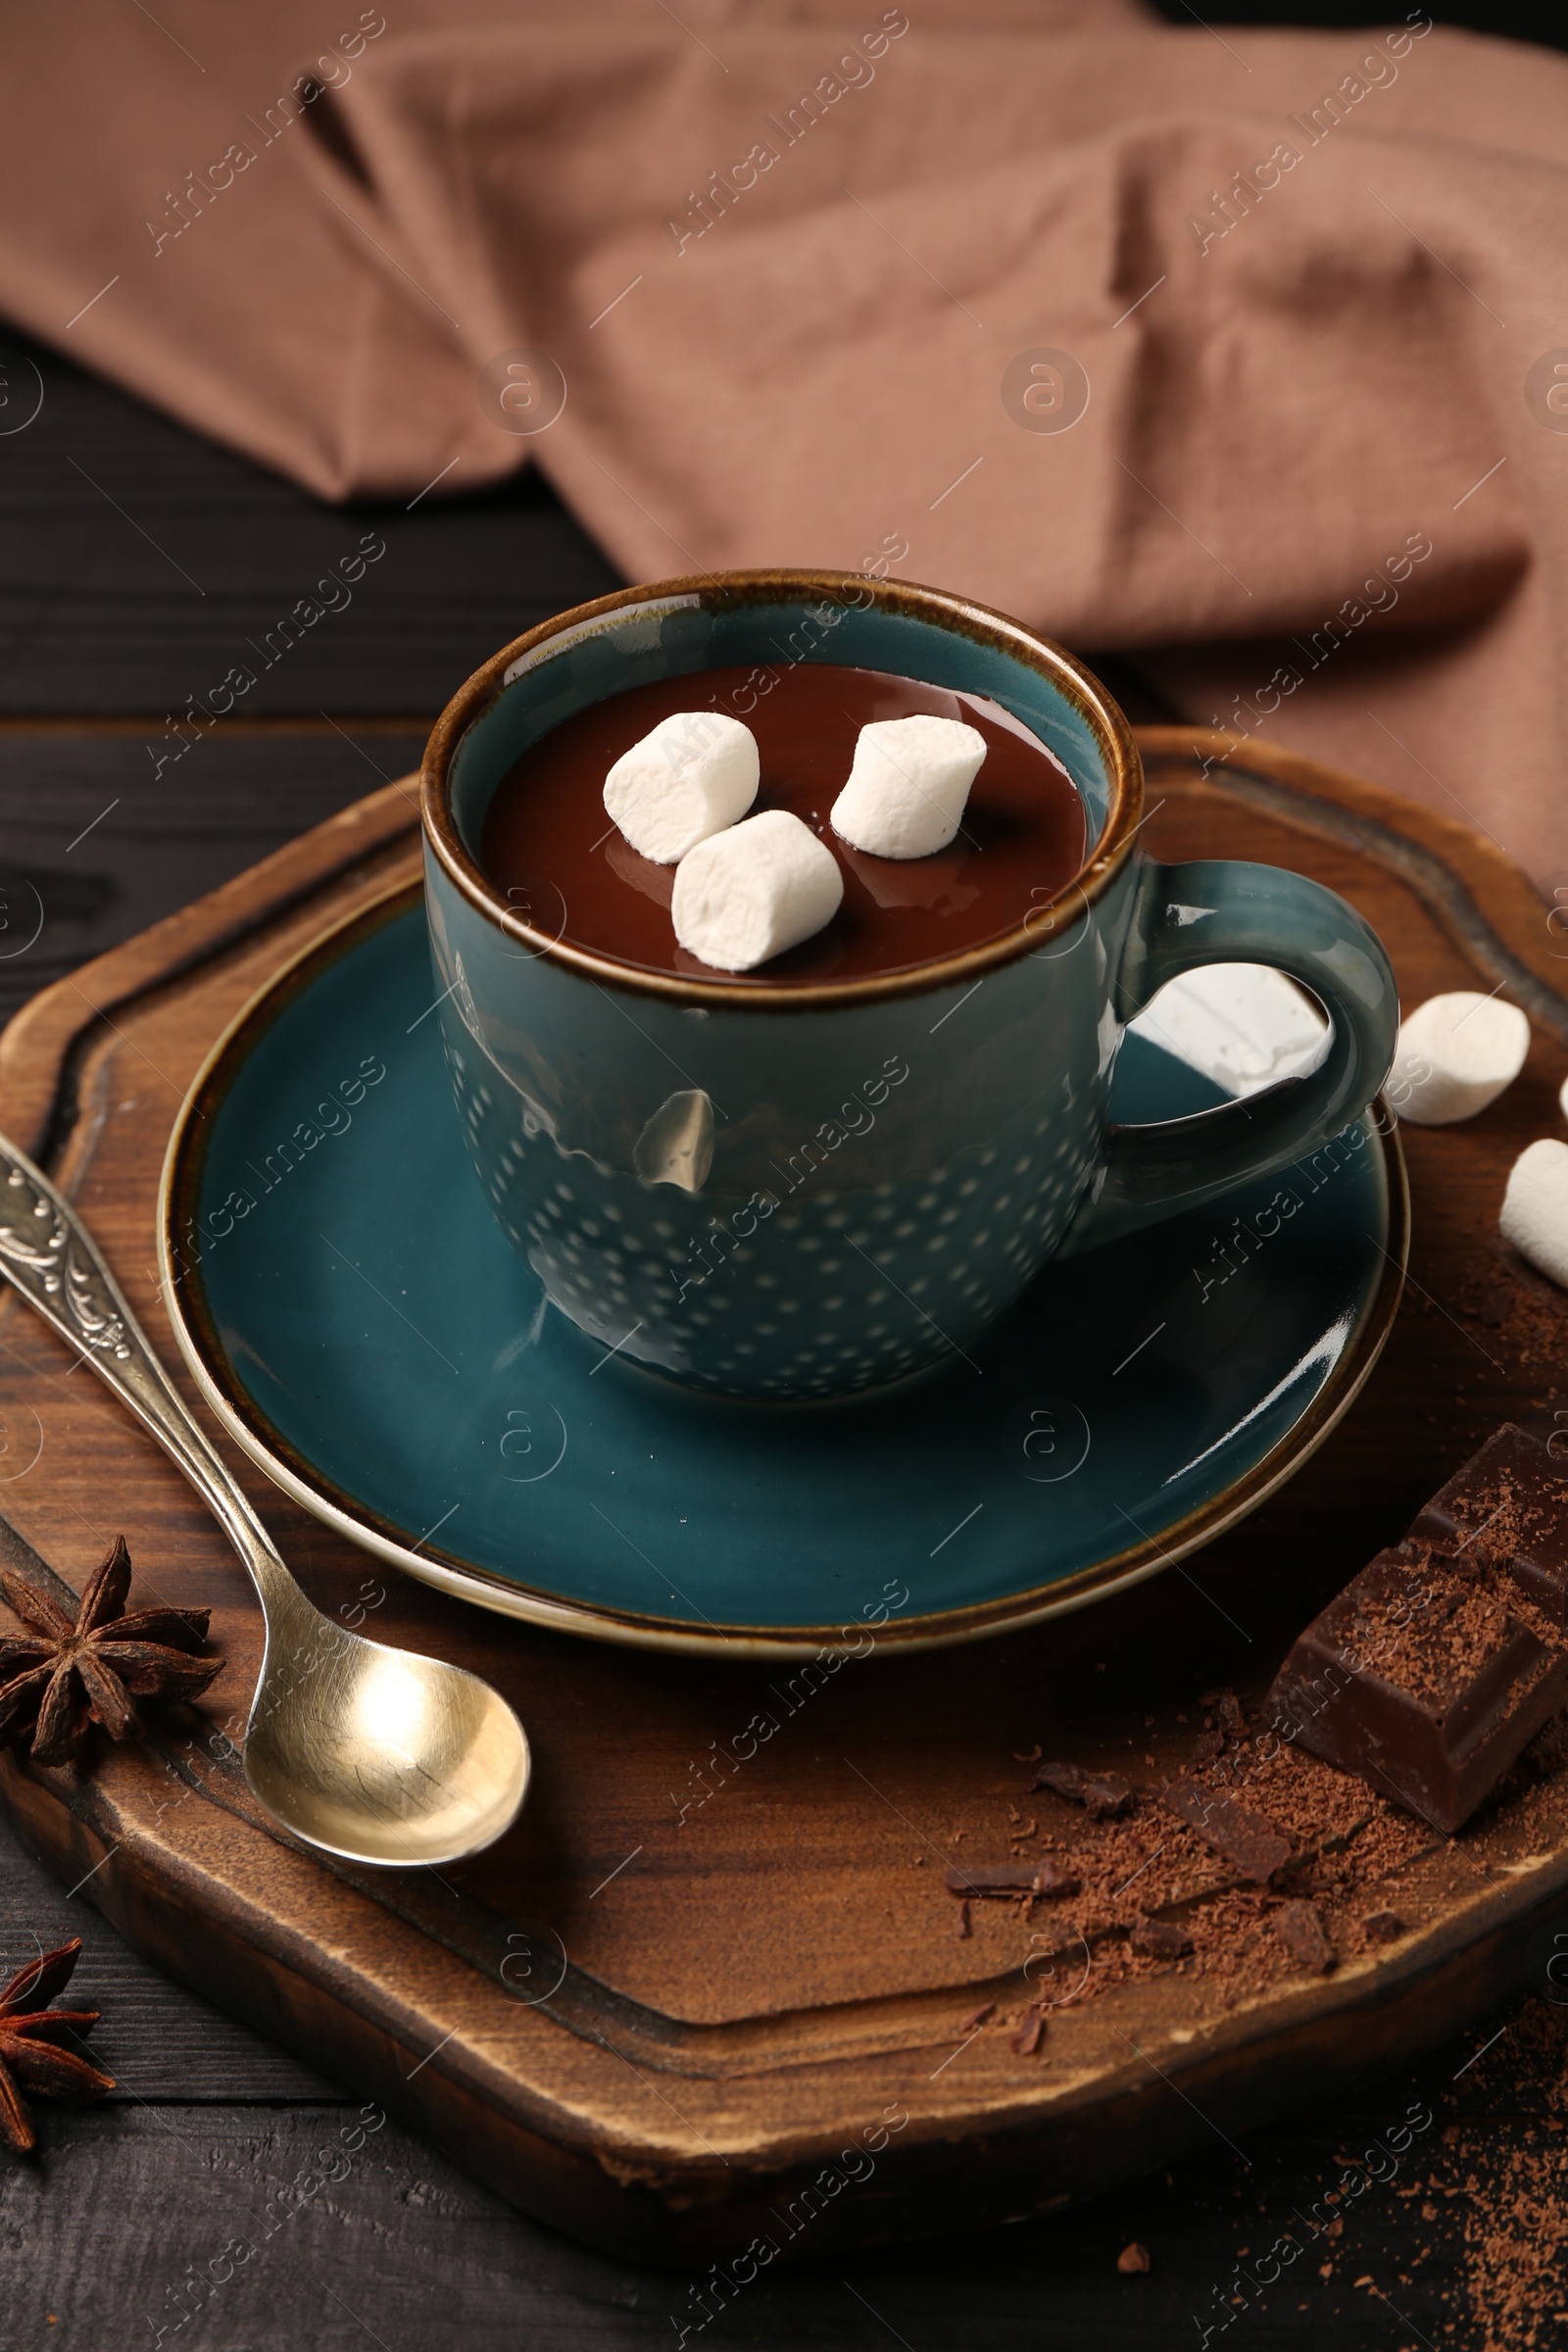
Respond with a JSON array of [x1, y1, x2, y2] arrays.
[[1057, 858, 1398, 1258]]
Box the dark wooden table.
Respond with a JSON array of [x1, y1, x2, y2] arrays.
[[1, 322, 1563, 2352]]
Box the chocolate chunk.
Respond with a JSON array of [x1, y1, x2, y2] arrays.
[[1030, 1759, 1135, 1818], [1361, 1908, 1403, 1944], [1034, 1862, 1086, 1900], [1159, 1780, 1293, 1881], [1009, 2004, 1047, 2056], [1030, 1856, 1080, 1896], [1273, 1899, 1334, 1975], [944, 1859, 1080, 1899], [1116, 2242, 1152, 2275], [1267, 1540, 1568, 1834], [954, 1897, 971, 1939], [1200, 1689, 1249, 1740], [946, 1864, 1033, 1893], [1130, 1918, 1194, 1960], [1409, 1423, 1568, 1628]]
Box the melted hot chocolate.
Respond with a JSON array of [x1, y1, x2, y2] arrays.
[[479, 662, 1086, 986]]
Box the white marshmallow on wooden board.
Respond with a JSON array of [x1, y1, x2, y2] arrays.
[[1389, 991, 1530, 1125], [671, 809, 844, 972], [603, 710, 759, 864], [830, 714, 987, 858], [1500, 1138, 1568, 1289]]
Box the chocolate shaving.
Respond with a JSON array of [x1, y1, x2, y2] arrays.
[[954, 1898, 971, 1939], [1273, 1898, 1334, 1975], [1158, 1779, 1293, 1882], [1028, 1856, 1082, 1898], [1030, 1758, 1135, 1819], [1131, 1918, 1194, 1960], [1009, 2004, 1047, 2056], [1117, 2242, 1152, 2276], [1361, 1907, 1403, 1945], [959, 2001, 995, 2033], [944, 1859, 1080, 1899]]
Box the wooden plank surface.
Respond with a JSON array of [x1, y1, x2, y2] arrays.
[[0, 723, 427, 1033], [0, 328, 619, 716], [5, 732, 1568, 2302]]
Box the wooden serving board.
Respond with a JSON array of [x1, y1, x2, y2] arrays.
[[3, 730, 1568, 2266]]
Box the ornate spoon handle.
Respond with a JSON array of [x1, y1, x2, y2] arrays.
[[0, 1131, 295, 1618]]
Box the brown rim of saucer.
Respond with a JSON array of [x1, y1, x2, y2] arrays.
[[419, 569, 1145, 1010]]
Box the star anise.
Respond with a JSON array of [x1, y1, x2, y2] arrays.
[[0, 1936, 115, 2152], [0, 1537, 220, 1767]]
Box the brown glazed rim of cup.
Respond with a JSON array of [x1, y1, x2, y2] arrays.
[[420, 568, 1146, 1010]]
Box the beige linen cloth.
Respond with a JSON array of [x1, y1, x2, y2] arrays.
[[4, 0, 1566, 880]]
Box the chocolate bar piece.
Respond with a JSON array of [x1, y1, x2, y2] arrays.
[[944, 1859, 1080, 1899], [1158, 1780, 1292, 1881], [1031, 1759, 1135, 1818], [1267, 1541, 1568, 1834], [1409, 1422, 1568, 1628], [1010, 2005, 1047, 2056], [1131, 1919, 1194, 1960], [1200, 1690, 1249, 1741], [1272, 1899, 1333, 1975]]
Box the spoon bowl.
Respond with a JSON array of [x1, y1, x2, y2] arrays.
[[243, 1585, 530, 1864]]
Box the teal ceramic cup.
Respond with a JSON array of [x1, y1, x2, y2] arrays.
[[420, 572, 1397, 1401]]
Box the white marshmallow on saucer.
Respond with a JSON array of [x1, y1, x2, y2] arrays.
[[830, 714, 986, 859], [603, 710, 759, 865], [1130, 963, 1327, 1099], [1389, 991, 1530, 1126], [671, 808, 843, 972], [1500, 1138, 1568, 1289]]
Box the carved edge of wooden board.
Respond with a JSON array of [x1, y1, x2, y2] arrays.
[[0, 1733, 1558, 2268], [2, 735, 1567, 2264], [1140, 728, 1566, 1039]]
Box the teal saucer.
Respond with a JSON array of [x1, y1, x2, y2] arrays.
[[160, 886, 1406, 1657]]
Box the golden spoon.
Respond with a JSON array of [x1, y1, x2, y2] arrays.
[[0, 1133, 528, 1866]]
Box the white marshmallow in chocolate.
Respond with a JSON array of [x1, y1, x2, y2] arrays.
[[1389, 991, 1529, 1126], [830, 714, 986, 859], [603, 710, 759, 865], [671, 808, 843, 972], [1500, 1137, 1568, 1289]]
